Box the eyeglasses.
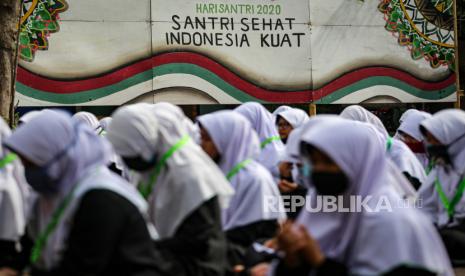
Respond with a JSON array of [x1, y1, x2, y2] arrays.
[[277, 123, 292, 130]]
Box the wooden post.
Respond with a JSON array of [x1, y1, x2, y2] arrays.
[[309, 103, 317, 116], [453, 0, 462, 109], [0, 0, 22, 126]]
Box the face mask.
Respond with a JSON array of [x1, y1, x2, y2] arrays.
[[122, 155, 157, 172], [300, 161, 312, 178], [405, 141, 426, 153], [426, 144, 451, 165], [298, 161, 313, 188], [424, 132, 465, 166], [312, 171, 348, 196], [25, 166, 59, 195]]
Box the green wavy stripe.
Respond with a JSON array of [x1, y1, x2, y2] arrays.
[[315, 76, 456, 104], [16, 63, 456, 104]]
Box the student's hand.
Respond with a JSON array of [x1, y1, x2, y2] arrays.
[[298, 224, 325, 267], [277, 221, 306, 266], [279, 162, 293, 178], [249, 263, 270, 276], [277, 221, 325, 267], [264, 238, 278, 249], [233, 265, 245, 274], [0, 268, 18, 276], [278, 179, 298, 193]]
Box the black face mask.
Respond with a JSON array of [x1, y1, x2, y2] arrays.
[[122, 155, 157, 172], [426, 144, 451, 165], [312, 172, 348, 196], [213, 154, 222, 165], [25, 166, 59, 195]]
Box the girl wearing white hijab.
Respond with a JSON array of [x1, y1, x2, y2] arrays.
[[107, 104, 234, 276], [278, 127, 308, 217], [4, 110, 159, 275], [418, 109, 465, 262], [0, 118, 29, 273], [197, 111, 285, 273], [74, 113, 126, 176], [235, 102, 285, 180], [275, 108, 309, 144], [278, 116, 342, 194], [341, 105, 426, 190], [270, 120, 453, 276], [396, 110, 432, 170]]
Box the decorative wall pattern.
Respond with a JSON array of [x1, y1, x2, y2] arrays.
[[15, 0, 457, 106]]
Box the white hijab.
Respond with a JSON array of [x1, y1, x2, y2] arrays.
[[5, 110, 148, 269], [396, 110, 432, 169], [19, 110, 42, 125], [419, 109, 465, 228], [72, 111, 103, 134], [281, 115, 342, 187], [107, 104, 234, 238], [282, 115, 341, 164], [0, 119, 27, 242], [153, 102, 200, 144], [399, 108, 418, 124], [277, 108, 309, 129], [272, 105, 292, 118], [235, 102, 285, 179], [296, 120, 453, 276], [99, 117, 112, 131], [341, 105, 426, 188], [198, 111, 285, 230]]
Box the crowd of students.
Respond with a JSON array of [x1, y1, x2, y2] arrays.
[[0, 102, 464, 276]]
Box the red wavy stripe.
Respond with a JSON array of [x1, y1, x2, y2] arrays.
[[17, 52, 455, 101]]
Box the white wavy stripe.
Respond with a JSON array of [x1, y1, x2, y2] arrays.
[[16, 74, 240, 106], [331, 85, 457, 104]]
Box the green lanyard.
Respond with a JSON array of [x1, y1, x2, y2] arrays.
[[227, 159, 252, 180], [138, 135, 190, 199], [260, 136, 281, 149], [434, 176, 465, 220], [98, 129, 107, 136], [386, 136, 393, 152], [426, 161, 435, 175], [0, 153, 17, 169], [30, 185, 78, 264]]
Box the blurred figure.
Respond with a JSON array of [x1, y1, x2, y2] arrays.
[[198, 111, 285, 275], [268, 120, 453, 275], [419, 109, 465, 264], [278, 115, 341, 219], [235, 102, 285, 180], [341, 105, 426, 190], [396, 110, 432, 171], [4, 110, 159, 276], [72, 111, 104, 135], [0, 118, 29, 275], [107, 104, 233, 276], [153, 102, 200, 144], [99, 117, 112, 132], [19, 110, 42, 126]]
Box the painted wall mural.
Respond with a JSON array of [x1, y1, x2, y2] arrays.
[[15, 0, 457, 106], [19, 0, 68, 62]]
